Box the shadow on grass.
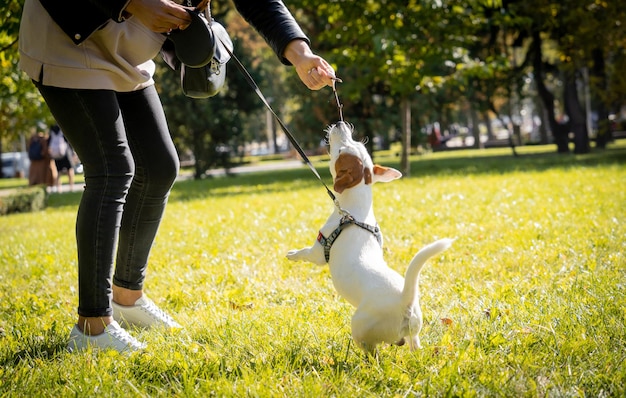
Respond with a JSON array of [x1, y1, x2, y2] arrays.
[[46, 144, 625, 208], [0, 325, 69, 367], [406, 144, 626, 177]]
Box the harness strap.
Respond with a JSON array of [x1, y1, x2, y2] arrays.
[[317, 215, 382, 263]]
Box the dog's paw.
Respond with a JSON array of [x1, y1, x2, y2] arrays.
[[286, 247, 326, 265], [286, 249, 302, 261], [286, 248, 312, 262]]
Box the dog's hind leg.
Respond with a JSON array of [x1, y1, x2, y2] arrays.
[[408, 335, 422, 350], [351, 310, 383, 354]]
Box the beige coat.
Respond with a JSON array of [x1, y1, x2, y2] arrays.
[[18, 0, 165, 92]]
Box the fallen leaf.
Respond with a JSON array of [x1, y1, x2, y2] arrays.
[[229, 301, 254, 310], [441, 317, 453, 326]]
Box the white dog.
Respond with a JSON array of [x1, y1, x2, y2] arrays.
[[287, 121, 453, 354]]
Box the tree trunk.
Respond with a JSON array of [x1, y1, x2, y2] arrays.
[[193, 129, 209, 180], [510, 124, 519, 157], [469, 103, 483, 149], [563, 72, 590, 154], [506, 92, 520, 157], [536, 96, 550, 144], [591, 47, 612, 149], [266, 108, 276, 154], [0, 140, 4, 178], [400, 97, 411, 177], [531, 30, 569, 153], [484, 112, 495, 141]]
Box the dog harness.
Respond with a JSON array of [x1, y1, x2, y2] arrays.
[[317, 214, 383, 263]]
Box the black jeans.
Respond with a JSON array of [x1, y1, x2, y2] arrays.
[[36, 83, 179, 318]]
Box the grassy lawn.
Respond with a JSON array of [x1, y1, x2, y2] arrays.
[[1, 142, 625, 396]]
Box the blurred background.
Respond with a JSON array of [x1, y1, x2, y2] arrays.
[[1, 0, 625, 180]]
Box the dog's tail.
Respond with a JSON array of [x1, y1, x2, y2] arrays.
[[401, 238, 454, 305]]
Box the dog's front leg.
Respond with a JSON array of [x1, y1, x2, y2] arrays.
[[286, 242, 326, 265]]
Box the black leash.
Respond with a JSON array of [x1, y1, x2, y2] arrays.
[[219, 37, 344, 207]]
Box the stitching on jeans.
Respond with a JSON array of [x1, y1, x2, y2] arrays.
[[117, 87, 164, 289], [120, 89, 148, 288], [73, 89, 114, 317]]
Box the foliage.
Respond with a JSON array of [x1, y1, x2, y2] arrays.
[[489, 0, 626, 152], [287, 0, 626, 154], [0, 143, 625, 396], [158, 1, 311, 178], [0, 184, 46, 215], [2, 0, 626, 169], [0, 0, 52, 152]]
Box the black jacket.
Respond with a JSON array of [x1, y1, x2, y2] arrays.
[[37, 0, 309, 64]]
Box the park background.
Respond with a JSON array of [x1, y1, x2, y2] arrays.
[[1, 0, 625, 396], [1, 0, 626, 176]]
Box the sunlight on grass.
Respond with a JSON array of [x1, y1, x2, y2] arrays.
[[1, 144, 625, 396]]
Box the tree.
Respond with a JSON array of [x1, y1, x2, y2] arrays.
[[158, 2, 287, 178], [157, 41, 264, 178], [3, 0, 625, 167], [500, 0, 626, 154], [0, 0, 52, 170], [286, 0, 470, 174]]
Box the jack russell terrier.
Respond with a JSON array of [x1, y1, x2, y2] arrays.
[[287, 121, 453, 354]]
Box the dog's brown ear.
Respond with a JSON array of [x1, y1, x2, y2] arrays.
[[364, 167, 372, 185], [372, 164, 402, 183], [334, 153, 364, 193], [373, 165, 393, 176]]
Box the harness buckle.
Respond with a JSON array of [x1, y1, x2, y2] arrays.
[[333, 198, 352, 218]]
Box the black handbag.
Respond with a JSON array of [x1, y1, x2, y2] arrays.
[[181, 18, 232, 98], [162, 7, 233, 99]]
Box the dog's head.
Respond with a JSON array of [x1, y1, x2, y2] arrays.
[[326, 122, 402, 193]]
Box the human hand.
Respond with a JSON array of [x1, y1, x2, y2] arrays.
[[195, 0, 210, 12], [125, 0, 192, 33], [284, 40, 337, 91]]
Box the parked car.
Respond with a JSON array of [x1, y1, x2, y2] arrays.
[[1, 152, 30, 178]]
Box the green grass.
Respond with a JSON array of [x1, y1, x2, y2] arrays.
[[1, 142, 625, 396]]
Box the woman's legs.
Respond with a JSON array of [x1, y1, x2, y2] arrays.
[[113, 87, 179, 294], [36, 84, 178, 335]]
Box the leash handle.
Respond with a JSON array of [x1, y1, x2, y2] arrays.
[[218, 36, 338, 202]]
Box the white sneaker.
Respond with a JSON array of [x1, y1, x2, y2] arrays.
[[112, 296, 182, 329], [67, 321, 146, 353]]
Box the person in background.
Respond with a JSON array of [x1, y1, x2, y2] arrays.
[[27, 130, 57, 188], [49, 125, 76, 193], [19, 0, 336, 353]]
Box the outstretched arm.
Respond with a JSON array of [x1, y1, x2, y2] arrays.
[[283, 39, 336, 91], [233, 0, 336, 90]]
